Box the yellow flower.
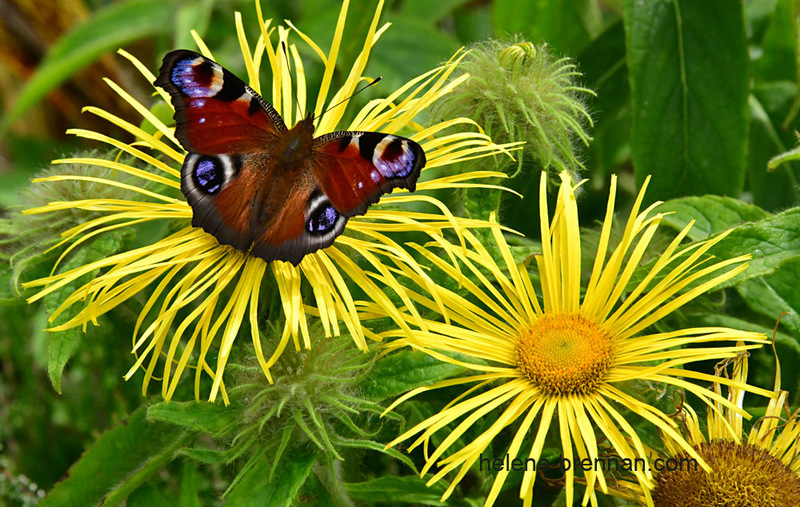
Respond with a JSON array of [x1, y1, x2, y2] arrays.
[[642, 348, 800, 506], [374, 170, 770, 505], [23, 0, 512, 402]]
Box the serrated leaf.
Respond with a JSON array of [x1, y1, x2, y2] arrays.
[[225, 450, 317, 507], [178, 448, 230, 465], [44, 233, 128, 393], [736, 258, 800, 336], [699, 207, 800, 287], [147, 401, 238, 435], [657, 195, 769, 240], [0, 0, 174, 135], [345, 476, 448, 506], [625, 0, 749, 200], [41, 406, 191, 507], [363, 350, 467, 402], [629, 205, 800, 291]]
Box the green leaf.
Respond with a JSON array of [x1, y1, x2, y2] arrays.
[[402, 0, 473, 24], [293, 471, 336, 507], [0, 263, 16, 304], [747, 91, 800, 210], [363, 350, 467, 402], [174, 0, 216, 50], [179, 448, 230, 465], [625, 0, 749, 200], [336, 438, 417, 473], [0, 0, 175, 135], [452, 2, 494, 43], [736, 258, 800, 337], [128, 483, 172, 507], [657, 195, 769, 240], [630, 203, 800, 291], [370, 14, 460, 93], [694, 207, 800, 288], [768, 144, 800, 170], [345, 476, 449, 506], [225, 450, 317, 507], [41, 405, 191, 506], [492, 0, 596, 55], [751, 0, 798, 82], [745, 0, 780, 43], [44, 233, 128, 394], [179, 462, 202, 507], [578, 20, 629, 125], [147, 401, 239, 435]]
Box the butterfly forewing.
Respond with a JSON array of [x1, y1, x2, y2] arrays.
[[312, 131, 425, 216], [155, 50, 286, 153]]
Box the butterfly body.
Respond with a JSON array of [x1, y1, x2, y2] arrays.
[[155, 50, 425, 265]]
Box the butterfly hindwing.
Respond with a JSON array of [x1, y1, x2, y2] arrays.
[[155, 50, 286, 154], [181, 152, 255, 250], [312, 131, 425, 216], [251, 182, 348, 266]]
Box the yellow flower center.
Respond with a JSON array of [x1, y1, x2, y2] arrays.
[[652, 441, 800, 507], [515, 314, 615, 395]]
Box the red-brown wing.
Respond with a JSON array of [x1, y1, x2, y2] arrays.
[[311, 131, 425, 216], [249, 171, 348, 266], [155, 50, 286, 154], [180, 153, 263, 251]]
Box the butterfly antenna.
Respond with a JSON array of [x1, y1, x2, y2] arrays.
[[317, 76, 382, 125], [280, 42, 304, 121]]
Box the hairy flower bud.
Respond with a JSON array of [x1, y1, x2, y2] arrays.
[[432, 39, 594, 177]]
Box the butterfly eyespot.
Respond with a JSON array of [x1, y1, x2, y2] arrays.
[[307, 203, 340, 234], [172, 57, 223, 97], [305, 193, 345, 237], [185, 154, 239, 196], [194, 157, 224, 193], [374, 137, 414, 178]]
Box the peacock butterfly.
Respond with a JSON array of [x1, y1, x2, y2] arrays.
[[154, 50, 425, 266]]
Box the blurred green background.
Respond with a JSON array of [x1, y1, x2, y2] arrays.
[[2, 0, 800, 505]]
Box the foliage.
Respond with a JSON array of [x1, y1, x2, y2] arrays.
[[2, 0, 800, 506]]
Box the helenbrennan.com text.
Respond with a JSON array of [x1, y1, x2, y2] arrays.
[[478, 454, 698, 473]]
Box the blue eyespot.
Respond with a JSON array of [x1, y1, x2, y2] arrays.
[[376, 138, 414, 178], [194, 157, 223, 194], [172, 59, 216, 97], [307, 204, 339, 233]]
